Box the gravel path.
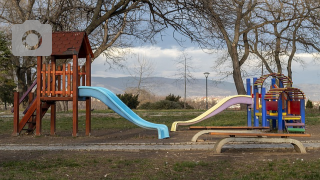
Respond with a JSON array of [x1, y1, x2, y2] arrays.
[[1, 142, 320, 151]]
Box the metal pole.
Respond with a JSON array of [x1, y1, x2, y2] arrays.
[[206, 76, 208, 109]]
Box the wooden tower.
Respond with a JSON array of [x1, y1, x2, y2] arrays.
[[13, 32, 94, 137]]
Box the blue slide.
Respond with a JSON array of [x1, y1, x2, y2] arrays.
[[78, 86, 170, 139]]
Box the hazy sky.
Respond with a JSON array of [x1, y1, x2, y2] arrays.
[[91, 30, 320, 85]]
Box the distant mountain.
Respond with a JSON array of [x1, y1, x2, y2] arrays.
[[91, 76, 237, 97], [91, 77, 319, 101]]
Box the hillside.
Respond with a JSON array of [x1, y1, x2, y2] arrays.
[[91, 77, 237, 97]]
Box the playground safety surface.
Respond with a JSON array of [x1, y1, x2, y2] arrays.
[[1, 125, 320, 151]]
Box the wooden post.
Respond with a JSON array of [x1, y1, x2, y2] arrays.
[[50, 102, 56, 135], [27, 92, 34, 130], [67, 64, 71, 96], [42, 65, 46, 96], [85, 54, 91, 136], [50, 56, 56, 135], [13, 92, 19, 136], [47, 64, 51, 96], [52, 56, 56, 97], [36, 56, 42, 136], [82, 65, 85, 86], [78, 66, 81, 86], [72, 54, 78, 137], [63, 64, 66, 97], [58, 66, 61, 97]]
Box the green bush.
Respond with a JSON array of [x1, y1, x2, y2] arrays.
[[138, 100, 194, 110], [116, 93, 140, 109], [138, 100, 182, 109], [306, 99, 313, 109], [165, 94, 181, 102]]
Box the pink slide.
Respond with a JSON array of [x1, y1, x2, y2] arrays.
[[171, 95, 252, 131]]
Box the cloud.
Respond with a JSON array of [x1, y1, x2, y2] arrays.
[[91, 46, 320, 85]]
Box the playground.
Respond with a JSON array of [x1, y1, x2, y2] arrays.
[[1, 109, 320, 179], [2, 31, 320, 179]]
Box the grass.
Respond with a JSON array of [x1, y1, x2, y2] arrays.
[[1, 153, 320, 180], [1, 108, 320, 134], [1, 109, 320, 179]]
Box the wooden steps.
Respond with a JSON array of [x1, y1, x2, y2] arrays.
[[287, 128, 305, 133], [18, 101, 53, 134], [283, 115, 305, 133]]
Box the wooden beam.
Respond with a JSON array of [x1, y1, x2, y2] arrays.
[[189, 126, 270, 130], [41, 97, 73, 101], [209, 132, 311, 137], [36, 56, 42, 136], [51, 56, 56, 96], [72, 54, 78, 137], [13, 92, 19, 136], [85, 54, 91, 136], [50, 102, 56, 135]]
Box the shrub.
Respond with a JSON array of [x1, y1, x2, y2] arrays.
[[139, 100, 183, 109], [306, 99, 313, 109], [116, 93, 139, 109], [165, 94, 181, 102]]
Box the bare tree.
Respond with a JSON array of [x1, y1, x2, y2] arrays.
[[0, 0, 185, 106], [250, 0, 320, 81], [126, 54, 155, 95], [175, 50, 195, 109]]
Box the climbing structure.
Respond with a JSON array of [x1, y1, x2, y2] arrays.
[[13, 32, 94, 137], [246, 73, 306, 133]]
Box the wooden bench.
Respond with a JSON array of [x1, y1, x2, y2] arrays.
[[189, 126, 270, 130], [191, 130, 311, 154]]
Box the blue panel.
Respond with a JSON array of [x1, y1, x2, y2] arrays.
[[78, 86, 170, 139], [300, 99, 305, 124], [261, 88, 267, 127], [246, 78, 251, 127], [278, 98, 283, 132], [253, 78, 259, 127]]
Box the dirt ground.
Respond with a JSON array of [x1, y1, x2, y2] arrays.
[[0, 124, 320, 158]]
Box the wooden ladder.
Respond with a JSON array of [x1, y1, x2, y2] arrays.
[[18, 101, 53, 134]]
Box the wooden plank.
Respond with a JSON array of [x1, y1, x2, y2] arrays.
[[13, 92, 19, 136], [36, 56, 42, 136], [42, 65, 46, 97], [50, 103, 56, 135], [209, 132, 311, 137], [27, 92, 34, 130], [82, 65, 85, 86], [189, 126, 270, 130], [41, 97, 73, 101], [85, 54, 91, 136], [72, 54, 78, 137], [78, 66, 81, 87], [67, 64, 71, 96], [51, 56, 56, 96], [287, 128, 305, 133], [47, 64, 51, 96], [285, 123, 305, 126], [62, 64, 66, 97], [57, 66, 61, 97]]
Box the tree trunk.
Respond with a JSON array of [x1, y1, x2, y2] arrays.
[[231, 47, 246, 95]]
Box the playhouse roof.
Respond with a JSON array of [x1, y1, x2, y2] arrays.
[[51, 31, 94, 59]]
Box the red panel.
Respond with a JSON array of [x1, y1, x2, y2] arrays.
[[266, 101, 278, 111], [290, 101, 301, 115]]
